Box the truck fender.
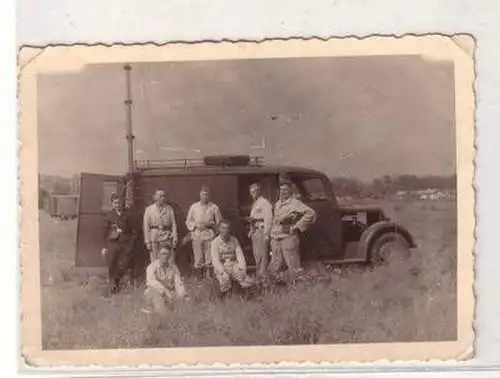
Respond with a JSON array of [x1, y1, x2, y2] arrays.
[[357, 220, 416, 260]]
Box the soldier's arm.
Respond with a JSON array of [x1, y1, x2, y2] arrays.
[[293, 200, 317, 232], [235, 238, 247, 272], [103, 212, 112, 241], [185, 205, 196, 231], [143, 207, 151, 245], [145, 264, 165, 294], [174, 270, 187, 298], [214, 204, 222, 226], [170, 206, 178, 241], [211, 239, 224, 273], [263, 200, 274, 238]]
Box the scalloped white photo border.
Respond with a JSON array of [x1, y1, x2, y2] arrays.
[[18, 36, 475, 369]]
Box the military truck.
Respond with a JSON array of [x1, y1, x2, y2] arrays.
[[75, 154, 416, 273]]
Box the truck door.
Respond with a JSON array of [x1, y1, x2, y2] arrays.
[[288, 174, 343, 260], [76, 173, 123, 267]]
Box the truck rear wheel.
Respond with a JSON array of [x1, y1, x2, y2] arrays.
[[370, 232, 411, 264]]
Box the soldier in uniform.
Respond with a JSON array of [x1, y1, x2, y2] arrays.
[[142, 246, 187, 314], [248, 182, 273, 283], [143, 190, 178, 263], [101, 193, 138, 294], [211, 219, 253, 297], [268, 178, 317, 281], [185, 186, 222, 280]]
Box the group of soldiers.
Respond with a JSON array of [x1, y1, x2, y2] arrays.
[[102, 178, 317, 314]]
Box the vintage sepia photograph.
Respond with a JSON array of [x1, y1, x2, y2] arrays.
[[19, 36, 475, 366]]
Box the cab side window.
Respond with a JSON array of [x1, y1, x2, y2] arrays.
[[292, 176, 329, 201]]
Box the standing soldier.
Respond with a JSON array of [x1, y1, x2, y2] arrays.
[[248, 182, 273, 284], [185, 185, 222, 280], [101, 193, 138, 295], [143, 190, 178, 263], [268, 178, 317, 282]]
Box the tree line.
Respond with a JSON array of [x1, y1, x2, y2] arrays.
[[39, 174, 80, 195], [39, 173, 457, 199], [330, 174, 457, 198]]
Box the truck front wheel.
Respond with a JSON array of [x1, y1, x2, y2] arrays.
[[370, 232, 411, 264]]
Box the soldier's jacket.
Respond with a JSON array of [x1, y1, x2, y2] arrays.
[[104, 208, 137, 243], [185, 201, 222, 241], [146, 260, 186, 299], [271, 197, 317, 240], [249, 196, 273, 237], [211, 235, 247, 274], [143, 203, 177, 245]]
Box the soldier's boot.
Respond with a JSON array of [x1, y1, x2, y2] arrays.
[[205, 267, 214, 280], [218, 288, 230, 301], [109, 280, 120, 295], [194, 268, 204, 281]]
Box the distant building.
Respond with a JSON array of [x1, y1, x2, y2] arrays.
[[416, 189, 450, 201]]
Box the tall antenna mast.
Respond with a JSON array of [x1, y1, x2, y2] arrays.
[[124, 64, 135, 174]]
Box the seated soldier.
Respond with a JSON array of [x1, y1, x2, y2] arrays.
[[211, 219, 254, 297], [142, 247, 187, 314]]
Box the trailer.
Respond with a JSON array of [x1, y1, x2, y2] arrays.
[[47, 194, 79, 220]]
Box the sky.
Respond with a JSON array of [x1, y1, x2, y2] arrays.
[[37, 55, 456, 180]]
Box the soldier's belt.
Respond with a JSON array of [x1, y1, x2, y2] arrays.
[[149, 225, 171, 231], [250, 218, 264, 224], [222, 257, 237, 263]]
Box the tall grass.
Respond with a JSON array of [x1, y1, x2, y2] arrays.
[[40, 199, 457, 350]]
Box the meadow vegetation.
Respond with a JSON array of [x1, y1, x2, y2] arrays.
[[40, 198, 457, 350]]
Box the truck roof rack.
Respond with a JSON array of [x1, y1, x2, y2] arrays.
[[134, 155, 265, 171]]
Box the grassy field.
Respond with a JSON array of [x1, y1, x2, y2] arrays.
[[40, 198, 457, 350]]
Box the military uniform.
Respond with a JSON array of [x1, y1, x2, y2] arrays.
[[185, 201, 222, 272], [143, 203, 178, 262], [144, 256, 187, 314], [268, 196, 317, 279], [211, 234, 253, 293], [249, 196, 273, 281], [103, 207, 137, 293]]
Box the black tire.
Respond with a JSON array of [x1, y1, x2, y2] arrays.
[[370, 232, 411, 264]]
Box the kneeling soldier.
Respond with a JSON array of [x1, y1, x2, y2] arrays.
[[211, 219, 253, 296], [143, 247, 187, 314]]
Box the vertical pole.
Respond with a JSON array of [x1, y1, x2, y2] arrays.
[[124, 64, 135, 209], [124, 64, 135, 174]]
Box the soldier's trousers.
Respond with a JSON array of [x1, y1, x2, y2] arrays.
[[215, 262, 251, 293], [106, 238, 135, 288], [251, 230, 269, 280], [268, 234, 302, 277], [150, 241, 160, 262], [192, 237, 212, 269]]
